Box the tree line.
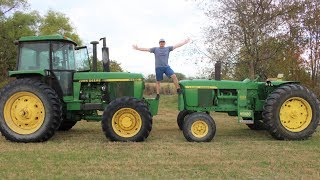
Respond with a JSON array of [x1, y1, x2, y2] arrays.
[[3, 0, 320, 94], [0, 0, 123, 82], [195, 0, 320, 94], [145, 73, 187, 82]]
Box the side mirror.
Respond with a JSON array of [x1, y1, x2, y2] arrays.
[[75, 46, 87, 50], [14, 40, 19, 45]]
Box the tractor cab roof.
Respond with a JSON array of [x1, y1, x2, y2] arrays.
[[18, 34, 77, 45]]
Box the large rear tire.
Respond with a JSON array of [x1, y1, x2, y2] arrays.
[[262, 84, 320, 140], [102, 97, 152, 142], [0, 79, 62, 142]]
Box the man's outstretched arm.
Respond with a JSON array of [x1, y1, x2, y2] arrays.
[[173, 38, 190, 50], [132, 44, 150, 52]]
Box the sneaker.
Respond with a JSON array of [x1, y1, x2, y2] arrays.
[[177, 88, 183, 94], [155, 94, 160, 100]]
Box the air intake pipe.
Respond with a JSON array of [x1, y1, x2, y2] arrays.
[[215, 60, 221, 81], [90, 41, 99, 72], [100, 37, 110, 72]]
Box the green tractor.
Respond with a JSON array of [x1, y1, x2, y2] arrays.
[[177, 77, 320, 142], [0, 35, 159, 142]]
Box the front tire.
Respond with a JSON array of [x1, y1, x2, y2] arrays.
[[0, 79, 62, 142], [262, 84, 320, 140], [182, 112, 216, 142], [177, 110, 193, 130], [102, 97, 152, 142]]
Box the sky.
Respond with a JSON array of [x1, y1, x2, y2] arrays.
[[27, 0, 209, 77]]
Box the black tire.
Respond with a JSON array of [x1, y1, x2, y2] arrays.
[[246, 120, 268, 130], [262, 84, 320, 140], [177, 110, 193, 130], [244, 113, 268, 130], [182, 112, 216, 142], [58, 111, 77, 131], [0, 78, 62, 142], [58, 120, 77, 131], [102, 97, 152, 142]]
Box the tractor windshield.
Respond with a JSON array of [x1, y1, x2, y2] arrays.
[[52, 42, 76, 70], [75, 46, 90, 71], [18, 42, 50, 70]]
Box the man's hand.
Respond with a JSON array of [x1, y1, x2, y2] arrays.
[[173, 38, 191, 50], [183, 38, 190, 44], [132, 44, 139, 50], [132, 44, 150, 52]]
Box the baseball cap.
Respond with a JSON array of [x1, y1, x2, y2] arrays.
[[159, 38, 165, 43]]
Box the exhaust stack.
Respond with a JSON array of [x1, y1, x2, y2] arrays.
[[215, 60, 221, 81], [100, 37, 110, 72], [90, 41, 99, 72]]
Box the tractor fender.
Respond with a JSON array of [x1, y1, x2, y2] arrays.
[[266, 80, 299, 87], [8, 70, 46, 78], [178, 93, 185, 111]]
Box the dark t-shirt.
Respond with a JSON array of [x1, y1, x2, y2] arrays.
[[150, 46, 174, 68]]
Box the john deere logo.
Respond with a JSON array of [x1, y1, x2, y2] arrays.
[[184, 86, 218, 89], [79, 79, 142, 83]]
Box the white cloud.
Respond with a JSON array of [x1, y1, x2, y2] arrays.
[[28, 0, 207, 77]]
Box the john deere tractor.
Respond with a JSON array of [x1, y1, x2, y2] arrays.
[[0, 35, 159, 142], [177, 77, 320, 142]]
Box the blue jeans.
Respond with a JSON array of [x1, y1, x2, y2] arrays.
[[155, 66, 175, 81]]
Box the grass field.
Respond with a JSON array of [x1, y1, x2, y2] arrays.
[[1, 95, 320, 179]]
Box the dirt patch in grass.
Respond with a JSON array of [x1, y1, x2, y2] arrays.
[[0, 95, 319, 179]]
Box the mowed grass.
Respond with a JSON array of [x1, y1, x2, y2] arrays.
[[1, 95, 320, 179]]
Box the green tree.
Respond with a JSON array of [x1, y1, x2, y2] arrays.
[[94, 57, 124, 72], [109, 60, 123, 72], [175, 73, 186, 80], [39, 10, 82, 45], [202, 0, 293, 79], [0, 0, 27, 17], [0, 11, 40, 79], [145, 74, 156, 82], [196, 0, 315, 82], [0, 0, 31, 79], [234, 37, 308, 81], [0, 5, 83, 80], [302, 0, 320, 86]]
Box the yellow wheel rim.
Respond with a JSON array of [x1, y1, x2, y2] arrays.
[[280, 97, 312, 132], [191, 120, 209, 138], [4, 92, 45, 134], [111, 108, 142, 138]]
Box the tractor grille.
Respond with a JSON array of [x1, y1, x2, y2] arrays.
[[198, 89, 213, 107], [109, 82, 134, 100]]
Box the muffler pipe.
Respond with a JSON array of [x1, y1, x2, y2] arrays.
[[90, 41, 99, 72]]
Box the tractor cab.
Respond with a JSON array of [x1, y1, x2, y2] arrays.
[[14, 35, 90, 96]]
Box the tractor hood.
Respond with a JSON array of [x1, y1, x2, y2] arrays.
[[179, 79, 298, 89], [179, 79, 258, 89], [74, 72, 144, 82]]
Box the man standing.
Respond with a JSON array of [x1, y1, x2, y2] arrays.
[[133, 38, 190, 99]]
